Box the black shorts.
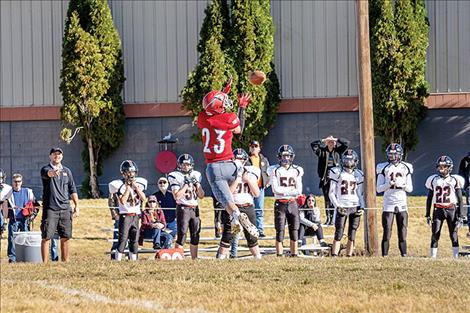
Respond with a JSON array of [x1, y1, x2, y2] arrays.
[[274, 200, 300, 242], [41, 209, 72, 240], [221, 204, 258, 248], [176, 205, 201, 246]]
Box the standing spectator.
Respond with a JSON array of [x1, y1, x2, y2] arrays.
[[7, 173, 38, 262], [197, 82, 257, 236], [376, 144, 413, 257], [248, 140, 270, 237], [109, 160, 147, 261], [458, 152, 470, 237], [268, 145, 304, 257], [153, 177, 177, 238], [139, 195, 173, 250], [425, 156, 464, 258], [329, 150, 364, 257], [310, 136, 350, 225], [0, 169, 13, 241], [40, 148, 79, 263], [168, 154, 205, 259], [298, 194, 328, 250]]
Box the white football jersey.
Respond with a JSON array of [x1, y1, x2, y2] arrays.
[[108, 177, 148, 214], [168, 170, 202, 207], [328, 167, 364, 208], [376, 161, 413, 212], [233, 166, 260, 205], [267, 164, 304, 199], [425, 174, 465, 207]]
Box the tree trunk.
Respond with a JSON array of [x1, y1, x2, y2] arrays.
[[86, 134, 100, 198]]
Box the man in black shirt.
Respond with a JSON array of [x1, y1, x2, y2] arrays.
[[40, 148, 79, 263], [153, 177, 177, 238], [310, 136, 349, 225]]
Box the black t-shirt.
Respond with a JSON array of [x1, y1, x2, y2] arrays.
[[153, 190, 176, 222], [41, 164, 77, 210]]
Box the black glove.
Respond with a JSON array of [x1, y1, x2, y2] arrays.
[[337, 207, 347, 216], [455, 216, 464, 229], [426, 216, 432, 227], [355, 206, 364, 216]]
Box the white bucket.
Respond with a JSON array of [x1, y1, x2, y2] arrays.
[[13, 231, 42, 263]]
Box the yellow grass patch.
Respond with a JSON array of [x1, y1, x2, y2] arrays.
[[1, 197, 469, 313]]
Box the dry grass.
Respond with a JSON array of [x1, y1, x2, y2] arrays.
[[1, 197, 469, 313]]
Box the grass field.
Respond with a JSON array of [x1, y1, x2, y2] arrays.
[[1, 197, 469, 313]]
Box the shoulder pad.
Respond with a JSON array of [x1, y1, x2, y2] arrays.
[[245, 166, 261, 180], [425, 175, 437, 190], [328, 167, 341, 181], [376, 162, 388, 175], [135, 177, 148, 190], [267, 165, 277, 176], [453, 174, 465, 189], [402, 162, 414, 174], [292, 165, 304, 177], [109, 179, 124, 194]]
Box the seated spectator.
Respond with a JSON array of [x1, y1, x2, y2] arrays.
[[299, 195, 328, 249], [153, 177, 177, 238], [139, 195, 173, 250]]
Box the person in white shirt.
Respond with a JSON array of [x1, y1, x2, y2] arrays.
[[329, 149, 364, 257], [217, 148, 261, 259], [268, 145, 304, 257], [108, 160, 147, 261], [376, 143, 413, 257], [425, 156, 465, 258], [168, 154, 204, 259], [0, 169, 13, 239]]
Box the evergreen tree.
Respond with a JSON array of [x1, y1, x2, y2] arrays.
[[229, 0, 280, 148], [60, 0, 125, 198], [370, 0, 429, 154], [181, 0, 236, 137]]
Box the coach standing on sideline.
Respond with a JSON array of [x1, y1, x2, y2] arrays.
[[310, 136, 349, 225], [40, 148, 79, 263]]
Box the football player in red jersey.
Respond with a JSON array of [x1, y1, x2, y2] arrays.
[[197, 79, 258, 237]]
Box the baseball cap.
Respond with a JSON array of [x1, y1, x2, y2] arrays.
[[49, 147, 63, 155], [148, 195, 157, 202], [158, 177, 168, 184], [250, 140, 260, 147]]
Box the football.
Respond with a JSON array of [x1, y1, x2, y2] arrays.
[[249, 70, 266, 86]]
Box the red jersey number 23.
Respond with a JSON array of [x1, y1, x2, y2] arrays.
[[202, 128, 226, 154]]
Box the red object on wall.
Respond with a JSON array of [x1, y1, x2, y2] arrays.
[[155, 150, 177, 174]]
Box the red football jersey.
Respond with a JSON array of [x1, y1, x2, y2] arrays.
[[197, 111, 240, 163]]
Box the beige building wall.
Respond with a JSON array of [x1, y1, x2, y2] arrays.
[[1, 0, 469, 108]]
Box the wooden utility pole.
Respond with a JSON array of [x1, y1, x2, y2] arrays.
[[356, 0, 378, 256]]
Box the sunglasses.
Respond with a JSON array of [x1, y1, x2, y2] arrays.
[[158, 181, 167, 185], [13, 181, 22, 183], [250, 145, 259, 148], [148, 200, 157, 203]]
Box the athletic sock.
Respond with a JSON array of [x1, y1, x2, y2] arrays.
[[430, 248, 438, 259]]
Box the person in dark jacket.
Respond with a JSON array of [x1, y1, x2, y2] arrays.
[[247, 140, 270, 237], [458, 152, 470, 236], [139, 195, 173, 250], [153, 177, 177, 238], [310, 136, 349, 225]]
